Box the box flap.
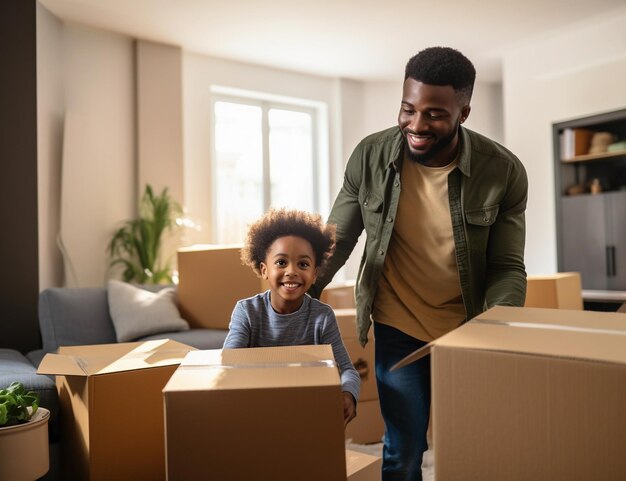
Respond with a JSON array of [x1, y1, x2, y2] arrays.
[[164, 345, 340, 392], [390, 342, 432, 371], [393, 306, 626, 370], [36, 339, 194, 376], [346, 449, 381, 480], [37, 352, 87, 376]]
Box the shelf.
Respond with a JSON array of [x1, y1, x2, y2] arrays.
[[582, 289, 626, 302], [561, 149, 626, 163]]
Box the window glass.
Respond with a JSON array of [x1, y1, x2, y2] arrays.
[[269, 108, 314, 211], [214, 101, 263, 244], [213, 99, 318, 244]]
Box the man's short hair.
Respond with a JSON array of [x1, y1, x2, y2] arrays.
[[404, 47, 476, 103]]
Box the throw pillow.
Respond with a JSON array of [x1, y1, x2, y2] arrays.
[[107, 280, 190, 342]]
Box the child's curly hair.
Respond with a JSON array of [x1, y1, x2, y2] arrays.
[[241, 208, 336, 277]]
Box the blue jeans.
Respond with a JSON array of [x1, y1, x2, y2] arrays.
[[374, 322, 430, 481]]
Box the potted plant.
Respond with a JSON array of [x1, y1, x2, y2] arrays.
[[0, 381, 50, 480], [107, 184, 183, 284]]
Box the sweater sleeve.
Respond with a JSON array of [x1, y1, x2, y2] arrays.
[[322, 310, 361, 403], [223, 301, 251, 348]]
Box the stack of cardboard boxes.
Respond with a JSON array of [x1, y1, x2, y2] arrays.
[[335, 308, 385, 444], [322, 282, 385, 444]]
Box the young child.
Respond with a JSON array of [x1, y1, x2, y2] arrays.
[[223, 208, 359, 426]]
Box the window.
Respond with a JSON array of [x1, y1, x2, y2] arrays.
[[212, 92, 323, 244]]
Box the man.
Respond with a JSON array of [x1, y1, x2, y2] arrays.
[[311, 47, 527, 480]]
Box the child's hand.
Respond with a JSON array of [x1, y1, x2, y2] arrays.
[[343, 392, 356, 427]]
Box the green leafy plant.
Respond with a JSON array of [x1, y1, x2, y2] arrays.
[[107, 185, 182, 284], [0, 382, 39, 427]]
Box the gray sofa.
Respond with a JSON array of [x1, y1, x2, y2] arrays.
[[0, 285, 229, 481], [32, 286, 229, 364]]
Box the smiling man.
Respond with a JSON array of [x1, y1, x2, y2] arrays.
[[311, 47, 528, 481]]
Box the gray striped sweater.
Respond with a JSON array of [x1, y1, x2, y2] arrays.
[[223, 290, 360, 402]]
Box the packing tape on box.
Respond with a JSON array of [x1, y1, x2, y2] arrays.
[[180, 360, 337, 369], [474, 318, 626, 336]]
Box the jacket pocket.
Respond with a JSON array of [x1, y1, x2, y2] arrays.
[[359, 190, 384, 236], [465, 204, 499, 253], [465, 204, 499, 226]]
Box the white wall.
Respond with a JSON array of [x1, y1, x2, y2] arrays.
[[36, 3, 64, 290], [59, 23, 136, 287], [136, 40, 184, 203], [465, 82, 504, 144], [502, 6, 626, 275]]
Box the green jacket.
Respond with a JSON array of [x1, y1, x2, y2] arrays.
[[311, 126, 528, 346]]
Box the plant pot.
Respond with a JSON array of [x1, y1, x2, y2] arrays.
[[0, 407, 50, 481]]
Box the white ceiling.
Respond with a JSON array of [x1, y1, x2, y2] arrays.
[[39, 0, 626, 83]]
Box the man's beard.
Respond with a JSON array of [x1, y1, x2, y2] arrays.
[[404, 124, 459, 165]]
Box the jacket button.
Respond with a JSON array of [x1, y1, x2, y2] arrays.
[[364, 201, 368, 206], [387, 217, 393, 223], [379, 249, 384, 256]]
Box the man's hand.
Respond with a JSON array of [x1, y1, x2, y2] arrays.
[[343, 391, 356, 427]]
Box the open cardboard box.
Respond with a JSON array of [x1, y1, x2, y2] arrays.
[[37, 339, 195, 481], [163, 345, 347, 481], [393, 306, 626, 481]]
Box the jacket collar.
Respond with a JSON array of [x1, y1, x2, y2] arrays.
[[389, 125, 472, 176], [389, 127, 404, 172], [457, 126, 471, 177]]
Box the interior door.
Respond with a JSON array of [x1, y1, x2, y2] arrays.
[[607, 191, 626, 290], [561, 194, 608, 289]]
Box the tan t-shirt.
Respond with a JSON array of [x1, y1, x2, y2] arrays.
[[373, 158, 465, 341]]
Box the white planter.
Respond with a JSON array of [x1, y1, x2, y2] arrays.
[[0, 407, 50, 481]]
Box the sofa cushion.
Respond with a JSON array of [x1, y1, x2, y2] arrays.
[[38, 287, 117, 353], [138, 328, 228, 350], [107, 280, 189, 342], [0, 349, 58, 424]]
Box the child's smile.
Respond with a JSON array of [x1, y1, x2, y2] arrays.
[[260, 235, 317, 314]]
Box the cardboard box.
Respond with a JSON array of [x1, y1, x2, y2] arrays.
[[37, 339, 194, 481], [321, 281, 356, 309], [525, 272, 583, 310], [335, 309, 377, 402], [335, 308, 384, 442], [177, 244, 267, 329], [346, 448, 382, 481], [345, 399, 385, 445], [394, 306, 626, 481], [163, 345, 347, 481]]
